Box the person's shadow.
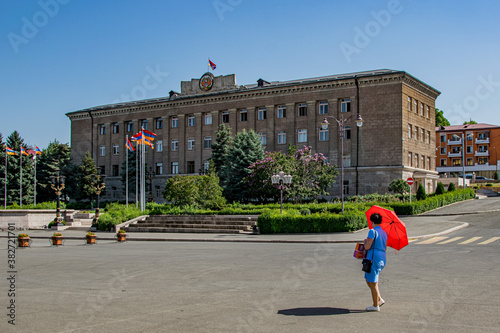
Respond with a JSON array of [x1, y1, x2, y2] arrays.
[[277, 307, 364, 316]]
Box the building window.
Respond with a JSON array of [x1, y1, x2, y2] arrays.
[[278, 131, 286, 144], [408, 153, 412, 166], [100, 145, 105, 156], [240, 109, 247, 122], [467, 133, 473, 141], [451, 146, 461, 154], [466, 145, 473, 153], [427, 130, 431, 144], [478, 157, 488, 165], [205, 113, 212, 125], [414, 126, 418, 140], [420, 129, 424, 142], [277, 105, 286, 119], [187, 161, 195, 174], [415, 154, 419, 168], [440, 159, 447, 166], [452, 159, 461, 166], [298, 103, 307, 116], [171, 162, 179, 174], [440, 134, 446, 143], [426, 106, 430, 119], [341, 98, 351, 113], [171, 117, 179, 128], [427, 157, 431, 169], [113, 123, 119, 134], [319, 101, 328, 114], [155, 118, 163, 130], [258, 107, 266, 120], [478, 145, 488, 153], [127, 121, 133, 132], [155, 185, 161, 198], [100, 125, 106, 135], [478, 132, 489, 140], [408, 125, 412, 139], [343, 154, 351, 167], [408, 97, 411, 112], [319, 129, 328, 141], [171, 139, 178, 151], [188, 138, 195, 150], [221, 111, 229, 123], [414, 100, 418, 114], [156, 140, 163, 152], [204, 136, 212, 149], [421, 156, 425, 168], [187, 115, 195, 127], [420, 103, 424, 116], [466, 158, 474, 166], [344, 126, 351, 140], [343, 180, 349, 195], [156, 163, 163, 175], [112, 165, 119, 177], [298, 129, 307, 143], [440, 147, 446, 155], [141, 120, 148, 130], [113, 144, 119, 155], [259, 133, 267, 145]]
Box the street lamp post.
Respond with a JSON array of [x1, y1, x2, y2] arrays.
[[50, 169, 66, 227], [145, 167, 156, 203], [271, 170, 292, 215], [90, 170, 106, 229], [321, 114, 363, 213]]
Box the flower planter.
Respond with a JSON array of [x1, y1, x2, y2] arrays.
[[86, 235, 97, 244], [51, 236, 63, 246], [18, 237, 30, 248], [117, 233, 127, 242]]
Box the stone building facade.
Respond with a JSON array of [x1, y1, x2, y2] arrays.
[[66, 69, 441, 202]]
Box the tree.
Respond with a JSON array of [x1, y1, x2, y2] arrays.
[[74, 151, 98, 201], [435, 182, 446, 195], [494, 171, 499, 180], [211, 124, 233, 178], [416, 184, 427, 200], [36, 140, 72, 203], [221, 130, 265, 202], [6, 131, 34, 205], [163, 173, 225, 209], [120, 150, 137, 198], [447, 182, 456, 191], [388, 179, 410, 196], [463, 120, 477, 125], [247, 145, 338, 203], [435, 108, 451, 127]]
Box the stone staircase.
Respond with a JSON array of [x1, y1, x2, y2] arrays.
[[125, 215, 259, 234], [65, 212, 95, 230]]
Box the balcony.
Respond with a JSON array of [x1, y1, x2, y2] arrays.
[[448, 152, 462, 158], [475, 150, 489, 157], [447, 139, 462, 145], [475, 138, 490, 144]]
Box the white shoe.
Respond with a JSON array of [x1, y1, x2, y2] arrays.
[[379, 298, 385, 307], [366, 305, 380, 312]]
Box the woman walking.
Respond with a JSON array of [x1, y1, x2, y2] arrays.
[[364, 213, 388, 312]]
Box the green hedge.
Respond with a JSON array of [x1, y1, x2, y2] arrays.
[[97, 203, 146, 231], [387, 189, 475, 215], [258, 209, 367, 234]]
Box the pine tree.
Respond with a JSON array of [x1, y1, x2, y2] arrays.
[[120, 150, 137, 198], [75, 151, 98, 201], [222, 130, 265, 202], [36, 141, 72, 203], [416, 183, 427, 200], [6, 131, 34, 206], [211, 124, 233, 179], [435, 182, 446, 195]]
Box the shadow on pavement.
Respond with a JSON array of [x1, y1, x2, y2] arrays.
[[277, 307, 364, 316]]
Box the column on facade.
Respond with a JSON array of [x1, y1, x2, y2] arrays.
[[327, 98, 339, 166], [194, 112, 203, 172], [178, 114, 186, 173], [247, 107, 256, 133], [285, 103, 296, 148], [228, 108, 237, 134], [306, 101, 317, 151], [265, 105, 275, 149]]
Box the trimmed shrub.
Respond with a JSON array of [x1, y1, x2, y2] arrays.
[[389, 189, 475, 215], [435, 182, 446, 195], [416, 184, 427, 201], [257, 209, 367, 234], [448, 183, 456, 192]]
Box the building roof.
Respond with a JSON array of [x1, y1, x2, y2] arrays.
[[66, 69, 439, 117], [435, 124, 500, 132]]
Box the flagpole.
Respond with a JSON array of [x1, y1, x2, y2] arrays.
[[33, 154, 37, 207], [135, 144, 138, 209], [126, 136, 129, 208], [141, 130, 146, 212]]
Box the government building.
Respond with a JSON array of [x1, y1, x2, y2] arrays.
[[66, 69, 441, 202]]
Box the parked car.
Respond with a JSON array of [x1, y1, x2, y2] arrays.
[[475, 176, 493, 180]]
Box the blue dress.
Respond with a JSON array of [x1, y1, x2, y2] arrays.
[[364, 226, 388, 283]]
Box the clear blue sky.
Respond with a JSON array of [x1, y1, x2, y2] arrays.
[[2, 0, 500, 149]]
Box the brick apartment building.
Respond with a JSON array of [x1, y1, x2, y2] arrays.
[[436, 124, 500, 178], [66, 69, 440, 202]]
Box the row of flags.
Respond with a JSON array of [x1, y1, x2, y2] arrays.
[[5, 145, 42, 156], [127, 129, 157, 152]]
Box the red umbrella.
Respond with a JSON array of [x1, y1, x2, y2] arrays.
[[365, 205, 409, 251]]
